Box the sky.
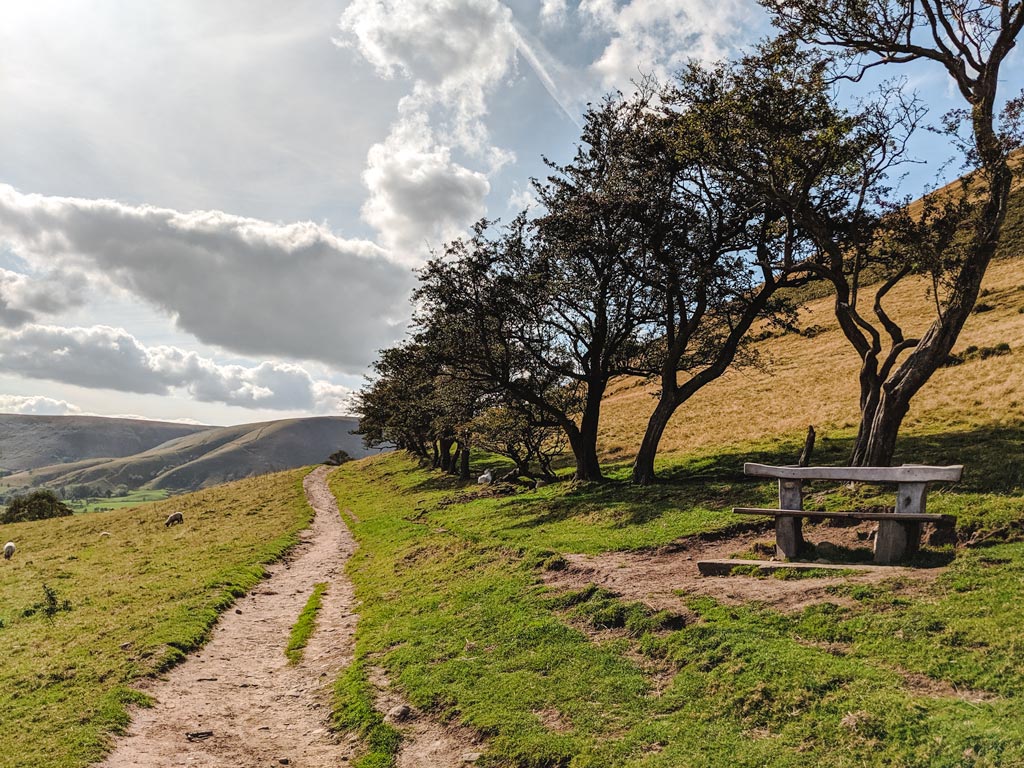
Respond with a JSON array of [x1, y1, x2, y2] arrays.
[[0, 1, 1019, 426]]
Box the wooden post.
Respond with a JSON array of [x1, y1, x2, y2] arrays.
[[875, 482, 927, 564], [776, 479, 804, 560]]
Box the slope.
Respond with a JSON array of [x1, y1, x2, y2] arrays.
[[4, 416, 371, 493], [0, 414, 211, 473]]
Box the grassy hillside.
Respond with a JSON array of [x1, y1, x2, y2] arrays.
[[599, 256, 1024, 466], [3, 415, 369, 494], [0, 468, 313, 768], [326, 209, 1024, 765], [330, 437, 1024, 767], [0, 415, 210, 474]]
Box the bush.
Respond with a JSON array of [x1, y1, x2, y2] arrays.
[[0, 490, 74, 524]]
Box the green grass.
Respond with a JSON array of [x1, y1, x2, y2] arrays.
[[0, 468, 314, 768], [329, 425, 1024, 767], [63, 489, 171, 513], [286, 582, 328, 664]]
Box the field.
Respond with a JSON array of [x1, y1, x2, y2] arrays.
[[64, 490, 171, 513], [328, 436, 1024, 767], [0, 469, 313, 768]]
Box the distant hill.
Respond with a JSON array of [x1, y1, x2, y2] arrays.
[[2, 415, 373, 493], [0, 415, 211, 473]]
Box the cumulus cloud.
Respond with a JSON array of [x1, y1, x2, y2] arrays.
[[580, 0, 753, 90], [0, 324, 353, 413], [540, 0, 569, 27], [0, 267, 90, 327], [0, 394, 82, 415], [361, 114, 491, 262], [0, 184, 412, 371], [338, 0, 559, 263]]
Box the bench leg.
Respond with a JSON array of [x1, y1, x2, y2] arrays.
[[874, 520, 921, 564], [776, 516, 803, 560]]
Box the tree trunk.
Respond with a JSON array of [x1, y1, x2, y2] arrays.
[[438, 437, 454, 472], [458, 439, 471, 480], [572, 381, 606, 482], [632, 394, 678, 485]]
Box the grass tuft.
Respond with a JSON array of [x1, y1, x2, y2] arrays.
[[285, 582, 328, 664]]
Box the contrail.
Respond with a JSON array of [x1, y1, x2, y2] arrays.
[[508, 20, 583, 129]]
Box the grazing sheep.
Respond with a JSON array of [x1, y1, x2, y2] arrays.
[[3, 541, 14, 560], [164, 512, 184, 527], [477, 469, 493, 485]]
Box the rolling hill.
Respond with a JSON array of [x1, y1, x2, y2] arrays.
[[0, 414, 211, 473], [2, 415, 372, 493]]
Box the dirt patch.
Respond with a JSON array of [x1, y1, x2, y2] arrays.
[[899, 671, 1000, 704], [543, 523, 945, 614], [367, 665, 485, 767], [96, 466, 359, 768]]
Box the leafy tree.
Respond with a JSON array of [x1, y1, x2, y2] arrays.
[[619, 90, 815, 484], [758, 0, 1024, 464], [470, 403, 566, 480], [1, 489, 73, 524], [417, 97, 665, 482]]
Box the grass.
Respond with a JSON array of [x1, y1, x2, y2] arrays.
[[286, 582, 328, 664], [65, 489, 171, 513], [329, 429, 1024, 767], [599, 255, 1024, 462], [0, 468, 314, 768]]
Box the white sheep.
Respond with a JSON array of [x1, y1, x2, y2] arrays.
[[477, 469, 493, 485], [3, 541, 15, 560], [165, 512, 184, 527]]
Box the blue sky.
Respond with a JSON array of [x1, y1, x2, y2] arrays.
[[0, 0, 1019, 425]]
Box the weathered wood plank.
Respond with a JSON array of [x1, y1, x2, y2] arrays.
[[733, 507, 955, 524], [874, 519, 912, 564], [697, 558, 897, 577], [744, 463, 963, 483]]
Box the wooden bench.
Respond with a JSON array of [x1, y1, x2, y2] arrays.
[[733, 463, 962, 565]]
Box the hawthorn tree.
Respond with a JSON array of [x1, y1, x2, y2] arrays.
[[758, 0, 1024, 464]]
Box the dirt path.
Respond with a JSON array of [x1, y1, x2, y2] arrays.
[[97, 466, 359, 768], [544, 524, 944, 615]]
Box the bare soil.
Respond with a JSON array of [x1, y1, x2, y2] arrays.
[[543, 523, 945, 615], [96, 466, 359, 767]]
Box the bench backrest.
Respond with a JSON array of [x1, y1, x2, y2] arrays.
[[744, 463, 963, 483]]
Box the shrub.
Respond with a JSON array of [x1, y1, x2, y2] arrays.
[[0, 490, 74, 524]]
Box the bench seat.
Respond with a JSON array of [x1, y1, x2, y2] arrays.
[[734, 507, 956, 524]]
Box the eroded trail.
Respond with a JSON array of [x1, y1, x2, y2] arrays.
[[97, 466, 359, 767]]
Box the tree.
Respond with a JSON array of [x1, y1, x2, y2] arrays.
[[759, 0, 1024, 464], [470, 403, 566, 480], [620, 92, 815, 484], [1, 489, 73, 524], [417, 97, 661, 482]]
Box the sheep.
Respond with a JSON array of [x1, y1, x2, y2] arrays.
[[164, 512, 184, 527], [477, 469, 493, 485], [3, 541, 14, 560], [534, 478, 548, 490]]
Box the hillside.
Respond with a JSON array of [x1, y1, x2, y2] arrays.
[[4, 415, 372, 493], [0, 414, 210, 473], [598, 256, 1024, 468]]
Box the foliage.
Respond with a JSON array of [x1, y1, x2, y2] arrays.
[[0, 489, 73, 524]]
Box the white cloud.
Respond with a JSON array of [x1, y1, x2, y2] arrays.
[[0, 323, 353, 413], [360, 114, 491, 263], [0, 394, 82, 415], [580, 0, 752, 91], [540, 0, 569, 27], [338, 0, 540, 263], [0, 267, 90, 326], [0, 184, 412, 371]]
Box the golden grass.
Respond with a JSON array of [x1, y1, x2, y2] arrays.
[[600, 257, 1024, 457]]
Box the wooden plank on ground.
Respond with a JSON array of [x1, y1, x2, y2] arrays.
[[733, 507, 955, 523], [697, 559, 893, 577], [743, 463, 963, 483]]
